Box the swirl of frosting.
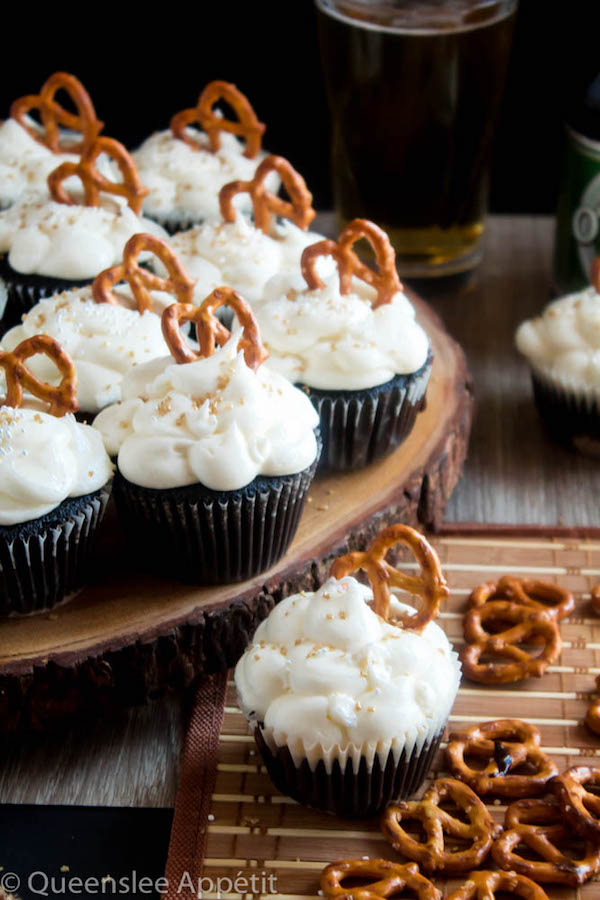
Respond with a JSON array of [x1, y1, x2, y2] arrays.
[[1, 286, 170, 413], [0, 405, 113, 526], [234, 576, 461, 767], [92, 334, 320, 491], [0, 194, 167, 279], [132, 129, 277, 224], [253, 270, 430, 390], [516, 287, 600, 390], [0, 119, 81, 208]]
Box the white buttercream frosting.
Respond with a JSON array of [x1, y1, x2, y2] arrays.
[[132, 128, 275, 224], [167, 215, 332, 305], [0, 119, 80, 207], [0, 405, 113, 526], [235, 576, 460, 771], [0, 195, 167, 279], [516, 287, 600, 394], [253, 271, 430, 390], [92, 333, 320, 491], [1, 287, 170, 414]]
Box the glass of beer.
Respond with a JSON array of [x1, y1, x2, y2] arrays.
[[316, 0, 517, 277]]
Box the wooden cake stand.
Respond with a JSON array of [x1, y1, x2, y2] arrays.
[[0, 294, 473, 730]]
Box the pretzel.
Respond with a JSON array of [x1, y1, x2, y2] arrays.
[[585, 674, 600, 735], [320, 859, 440, 900], [0, 335, 79, 416], [10, 71, 103, 153], [491, 797, 600, 885], [468, 576, 574, 621], [93, 234, 195, 313], [170, 80, 265, 158], [446, 871, 550, 900], [162, 287, 269, 371], [460, 601, 561, 683], [380, 778, 500, 875], [591, 584, 600, 615], [48, 136, 148, 214], [219, 154, 315, 233], [330, 524, 448, 631], [301, 219, 402, 309], [446, 720, 558, 798], [552, 767, 600, 840]]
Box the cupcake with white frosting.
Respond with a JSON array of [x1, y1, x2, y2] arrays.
[[133, 80, 276, 232], [516, 265, 600, 454], [235, 524, 459, 816], [254, 218, 432, 470], [93, 286, 321, 584], [0, 335, 113, 614]]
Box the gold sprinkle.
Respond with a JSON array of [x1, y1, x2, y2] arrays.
[[157, 397, 172, 416]]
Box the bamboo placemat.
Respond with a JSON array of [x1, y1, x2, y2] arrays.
[[166, 532, 600, 900]]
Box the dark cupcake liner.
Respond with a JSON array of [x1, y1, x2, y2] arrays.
[[0, 254, 91, 334], [299, 350, 433, 472], [111, 434, 321, 585], [531, 371, 600, 455], [254, 727, 444, 818], [142, 210, 202, 236], [0, 484, 111, 616]]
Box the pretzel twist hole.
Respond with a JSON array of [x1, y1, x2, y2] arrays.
[[0, 335, 79, 416], [320, 859, 440, 900]]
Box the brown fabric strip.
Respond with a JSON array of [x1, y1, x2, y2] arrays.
[[164, 670, 228, 900]]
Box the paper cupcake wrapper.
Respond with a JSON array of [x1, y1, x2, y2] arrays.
[[112, 438, 321, 585], [0, 485, 111, 616], [0, 255, 91, 333], [142, 210, 204, 236], [300, 350, 433, 472], [531, 367, 600, 455]]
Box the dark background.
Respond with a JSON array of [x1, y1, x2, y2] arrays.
[[1, 1, 599, 215]]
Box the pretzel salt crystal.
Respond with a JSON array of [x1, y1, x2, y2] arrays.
[[93, 233, 195, 313], [161, 287, 269, 371], [320, 859, 441, 900], [468, 576, 575, 621], [301, 219, 402, 309], [10, 71, 103, 153], [170, 80, 265, 159], [48, 136, 148, 214], [330, 524, 448, 631], [219, 154, 315, 234], [0, 335, 79, 416]]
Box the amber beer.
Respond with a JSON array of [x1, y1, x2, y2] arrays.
[[316, 0, 517, 276]]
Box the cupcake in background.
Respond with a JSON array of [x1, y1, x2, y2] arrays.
[[93, 285, 320, 585], [235, 524, 459, 817], [0, 334, 113, 615], [0, 71, 103, 211], [1, 234, 185, 418], [253, 218, 432, 470], [133, 80, 277, 233], [0, 135, 166, 332], [516, 257, 600, 454]]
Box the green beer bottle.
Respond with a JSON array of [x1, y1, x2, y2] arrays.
[[554, 71, 600, 295]]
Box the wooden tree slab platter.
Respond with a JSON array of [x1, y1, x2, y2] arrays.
[[0, 294, 472, 731]]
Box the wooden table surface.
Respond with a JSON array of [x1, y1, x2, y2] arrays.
[[1, 214, 598, 810]]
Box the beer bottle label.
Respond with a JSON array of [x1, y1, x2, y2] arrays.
[[553, 127, 600, 295]]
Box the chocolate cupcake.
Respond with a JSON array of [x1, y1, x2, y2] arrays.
[[92, 285, 321, 584], [0, 334, 113, 615], [235, 524, 460, 817], [254, 219, 432, 470]]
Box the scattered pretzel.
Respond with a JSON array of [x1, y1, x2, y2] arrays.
[[301, 219, 402, 309], [93, 233, 195, 313], [380, 778, 500, 875], [468, 576, 575, 621], [0, 335, 79, 416], [446, 870, 550, 900], [491, 797, 600, 885], [162, 287, 269, 371], [320, 859, 441, 900], [10, 71, 103, 153], [460, 601, 561, 683], [446, 720, 558, 798], [585, 675, 600, 735], [170, 80, 265, 158], [219, 154, 315, 233], [48, 136, 148, 214], [330, 524, 448, 630], [552, 766, 600, 841], [591, 584, 600, 615]]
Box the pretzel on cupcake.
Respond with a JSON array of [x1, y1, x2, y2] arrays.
[[0, 335, 79, 416], [170, 80, 265, 158]]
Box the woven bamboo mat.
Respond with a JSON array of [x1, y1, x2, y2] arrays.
[[168, 533, 600, 900]]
